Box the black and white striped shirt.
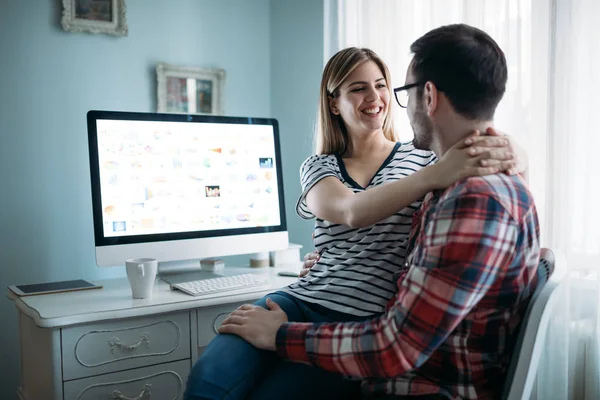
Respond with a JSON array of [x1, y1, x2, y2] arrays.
[[283, 142, 436, 316]]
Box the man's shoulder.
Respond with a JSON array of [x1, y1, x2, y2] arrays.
[[442, 174, 535, 220]]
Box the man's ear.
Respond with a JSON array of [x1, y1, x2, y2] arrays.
[[423, 81, 439, 117], [328, 96, 340, 115]]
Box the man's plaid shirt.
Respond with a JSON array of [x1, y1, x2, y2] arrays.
[[276, 174, 541, 399]]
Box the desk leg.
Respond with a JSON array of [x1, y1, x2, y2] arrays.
[[18, 313, 63, 400], [190, 309, 199, 364]]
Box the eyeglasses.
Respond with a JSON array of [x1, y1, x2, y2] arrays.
[[393, 82, 425, 108]]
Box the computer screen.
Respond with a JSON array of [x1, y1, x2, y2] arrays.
[[87, 110, 288, 268]]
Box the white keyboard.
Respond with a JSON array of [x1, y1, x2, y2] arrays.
[[171, 273, 268, 297]]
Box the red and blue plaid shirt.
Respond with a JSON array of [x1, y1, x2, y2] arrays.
[[276, 174, 540, 399]]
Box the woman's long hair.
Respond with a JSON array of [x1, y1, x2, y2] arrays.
[[315, 47, 398, 156]]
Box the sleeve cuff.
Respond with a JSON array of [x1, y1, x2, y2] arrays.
[[275, 322, 312, 363]]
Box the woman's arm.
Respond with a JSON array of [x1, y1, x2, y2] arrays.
[[306, 133, 515, 228], [306, 168, 435, 228]]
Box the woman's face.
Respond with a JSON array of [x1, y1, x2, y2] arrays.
[[330, 60, 389, 137]]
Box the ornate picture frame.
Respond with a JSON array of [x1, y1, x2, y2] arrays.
[[156, 63, 226, 115], [61, 0, 128, 37]]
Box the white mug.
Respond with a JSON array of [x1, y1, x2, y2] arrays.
[[125, 258, 158, 299]]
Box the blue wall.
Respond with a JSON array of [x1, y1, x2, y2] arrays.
[[0, 0, 323, 396], [270, 0, 324, 252]]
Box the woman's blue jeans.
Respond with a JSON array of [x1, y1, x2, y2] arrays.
[[184, 291, 367, 400]]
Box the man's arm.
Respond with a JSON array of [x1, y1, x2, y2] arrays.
[[276, 192, 518, 379]]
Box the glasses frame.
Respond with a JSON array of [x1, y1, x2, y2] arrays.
[[393, 81, 425, 108]]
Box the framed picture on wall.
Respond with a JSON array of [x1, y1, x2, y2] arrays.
[[156, 63, 226, 115], [61, 0, 128, 37]]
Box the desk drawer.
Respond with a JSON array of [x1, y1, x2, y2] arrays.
[[63, 359, 189, 400], [196, 300, 257, 349], [62, 312, 190, 381]]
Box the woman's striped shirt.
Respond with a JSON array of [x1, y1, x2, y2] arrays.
[[282, 142, 436, 316]]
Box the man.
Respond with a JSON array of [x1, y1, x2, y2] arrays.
[[219, 24, 540, 400]]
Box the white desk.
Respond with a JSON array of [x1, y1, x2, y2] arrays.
[[7, 266, 298, 400]]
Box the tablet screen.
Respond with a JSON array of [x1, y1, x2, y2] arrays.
[[15, 279, 96, 294]]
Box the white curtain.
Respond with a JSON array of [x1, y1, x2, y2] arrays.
[[328, 0, 600, 398]]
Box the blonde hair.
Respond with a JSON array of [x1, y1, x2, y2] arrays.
[[315, 47, 398, 156]]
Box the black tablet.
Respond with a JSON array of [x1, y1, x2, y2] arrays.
[[8, 279, 102, 296]]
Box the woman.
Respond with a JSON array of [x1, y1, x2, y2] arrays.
[[184, 47, 524, 400]]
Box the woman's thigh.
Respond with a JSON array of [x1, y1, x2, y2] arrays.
[[245, 295, 373, 400], [184, 292, 309, 400], [248, 360, 362, 400]]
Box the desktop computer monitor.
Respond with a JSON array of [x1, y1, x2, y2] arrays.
[[86, 110, 289, 272]]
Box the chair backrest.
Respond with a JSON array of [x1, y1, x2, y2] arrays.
[[501, 248, 567, 400]]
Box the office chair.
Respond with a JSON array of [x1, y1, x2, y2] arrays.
[[502, 248, 567, 400]]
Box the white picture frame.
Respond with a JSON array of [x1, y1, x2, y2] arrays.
[[156, 63, 226, 115], [61, 0, 128, 37]]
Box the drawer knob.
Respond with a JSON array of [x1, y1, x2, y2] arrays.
[[213, 313, 231, 334], [109, 333, 150, 354], [111, 383, 152, 399]]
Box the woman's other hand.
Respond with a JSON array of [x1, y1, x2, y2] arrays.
[[299, 251, 320, 277], [464, 127, 528, 176], [426, 128, 525, 189], [478, 127, 529, 177]]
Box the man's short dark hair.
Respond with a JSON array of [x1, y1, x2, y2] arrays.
[[410, 24, 507, 120]]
